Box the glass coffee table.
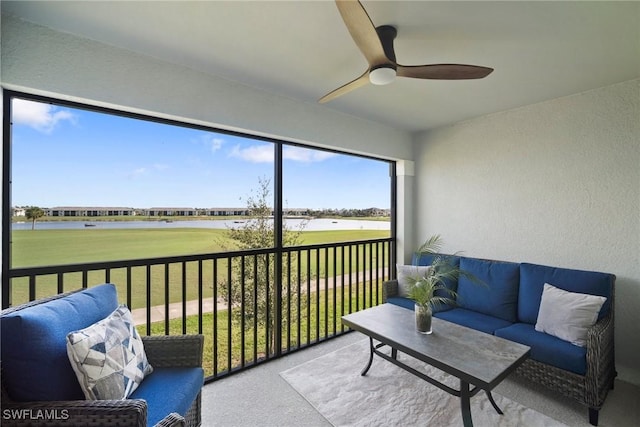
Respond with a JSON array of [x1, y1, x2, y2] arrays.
[[342, 303, 530, 427]]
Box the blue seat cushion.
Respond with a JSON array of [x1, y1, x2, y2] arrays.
[[130, 367, 204, 426], [456, 257, 519, 322], [495, 323, 587, 375], [411, 253, 460, 296], [0, 284, 119, 401], [385, 297, 453, 314], [519, 263, 614, 325], [434, 308, 513, 335]]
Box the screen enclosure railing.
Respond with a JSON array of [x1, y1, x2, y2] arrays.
[[5, 237, 393, 382]]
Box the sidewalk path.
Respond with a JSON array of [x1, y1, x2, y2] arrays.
[[131, 297, 226, 326], [130, 268, 388, 326]]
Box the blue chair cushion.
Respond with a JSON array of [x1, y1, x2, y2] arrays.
[[495, 323, 587, 375], [0, 284, 119, 401], [130, 367, 204, 426], [456, 257, 519, 322], [518, 263, 613, 325], [434, 308, 513, 335]]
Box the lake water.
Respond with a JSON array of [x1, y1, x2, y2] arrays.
[[12, 218, 390, 231]]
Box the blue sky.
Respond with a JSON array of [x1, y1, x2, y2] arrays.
[[11, 99, 391, 210]]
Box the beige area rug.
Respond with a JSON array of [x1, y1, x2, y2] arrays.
[[280, 339, 567, 427]]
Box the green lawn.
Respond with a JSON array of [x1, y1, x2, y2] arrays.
[[150, 282, 382, 377], [9, 228, 390, 307], [11, 228, 389, 268]]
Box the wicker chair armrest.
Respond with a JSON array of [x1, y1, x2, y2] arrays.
[[382, 280, 399, 302], [588, 312, 613, 341], [586, 313, 615, 378], [142, 334, 204, 368], [0, 398, 147, 427], [154, 412, 185, 427]]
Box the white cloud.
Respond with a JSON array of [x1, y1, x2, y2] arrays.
[[229, 144, 337, 164], [127, 164, 169, 179], [201, 135, 224, 153], [283, 147, 337, 163], [127, 167, 148, 179], [229, 144, 274, 163], [12, 99, 76, 133]]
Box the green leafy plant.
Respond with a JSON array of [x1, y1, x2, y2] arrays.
[[407, 235, 481, 309]]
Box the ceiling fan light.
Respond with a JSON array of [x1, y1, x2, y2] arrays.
[[369, 66, 396, 85]]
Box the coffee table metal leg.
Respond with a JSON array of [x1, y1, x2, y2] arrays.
[[460, 381, 473, 427], [485, 391, 504, 415], [360, 337, 374, 376]]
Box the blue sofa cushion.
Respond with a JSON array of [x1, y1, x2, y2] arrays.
[[412, 253, 461, 269], [456, 257, 519, 322], [385, 296, 416, 311], [495, 323, 587, 375], [519, 263, 613, 325], [0, 284, 119, 401], [130, 367, 204, 426], [434, 308, 513, 335], [411, 253, 460, 297], [386, 297, 453, 314]]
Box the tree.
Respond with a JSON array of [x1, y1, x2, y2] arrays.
[[218, 177, 307, 355], [25, 206, 45, 230]]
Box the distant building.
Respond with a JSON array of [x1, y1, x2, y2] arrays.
[[47, 207, 135, 217], [13, 206, 389, 218], [283, 208, 311, 217], [12, 207, 26, 217], [145, 207, 197, 217], [200, 208, 249, 216]]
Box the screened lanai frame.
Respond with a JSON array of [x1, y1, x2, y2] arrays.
[[1, 89, 397, 308]]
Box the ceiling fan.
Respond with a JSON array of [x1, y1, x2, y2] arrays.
[[319, 0, 494, 103]]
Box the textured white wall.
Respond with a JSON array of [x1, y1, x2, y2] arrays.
[[414, 79, 640, 384]]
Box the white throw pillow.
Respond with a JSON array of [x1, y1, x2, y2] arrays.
[[66, 305, 153, 400], [535, 283, 607, 347], [396, 264, 432, 297]]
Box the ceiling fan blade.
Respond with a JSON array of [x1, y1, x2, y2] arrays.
[[335, 0, 389, 67], [319, 70, 370, 104], [397, 64, 493, 80]]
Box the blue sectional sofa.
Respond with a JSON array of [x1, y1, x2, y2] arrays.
[[1, 284, 204, 427], [383, 254, 616, 426]]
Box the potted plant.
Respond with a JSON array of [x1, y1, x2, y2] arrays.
[[406, 235, 478, 334]]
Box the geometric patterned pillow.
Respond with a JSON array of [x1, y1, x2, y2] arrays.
[[66, 305, 153, 400]]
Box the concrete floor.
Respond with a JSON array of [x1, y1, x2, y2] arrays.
[[201, 332, 640, 426]]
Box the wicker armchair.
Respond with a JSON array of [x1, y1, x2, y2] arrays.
[[1, 289, 204, 427]]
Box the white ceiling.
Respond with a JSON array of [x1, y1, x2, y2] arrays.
[[3, 1, 639, 133]]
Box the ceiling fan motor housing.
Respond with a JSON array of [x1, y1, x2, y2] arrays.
[[369, 66, 396, 85]]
